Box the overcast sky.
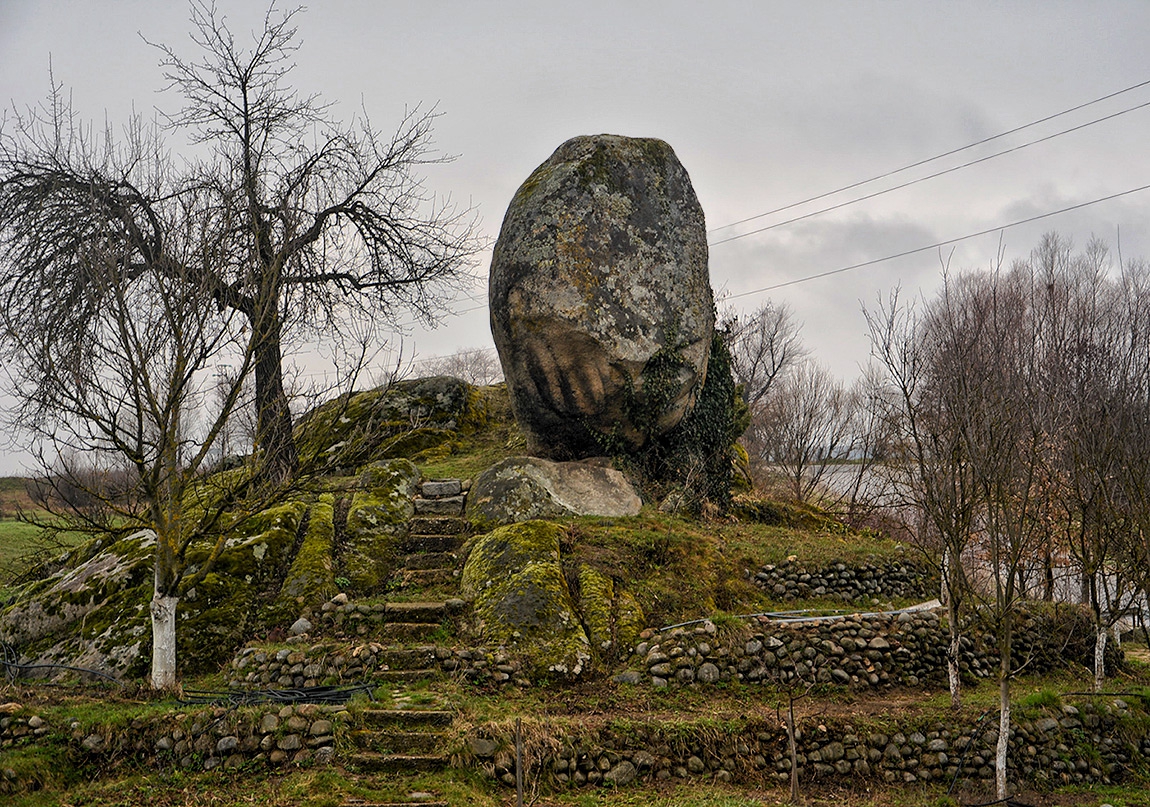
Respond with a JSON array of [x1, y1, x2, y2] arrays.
[[2, 1, 1150, 474]]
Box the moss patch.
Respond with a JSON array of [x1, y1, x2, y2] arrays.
[[294, 377, 473, 473], [267, 499, 336, 626], [573, 563, 645, 659], [461, 521, 590, 679], [341, 459, 419, 593]]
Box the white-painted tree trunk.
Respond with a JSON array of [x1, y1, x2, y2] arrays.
[[996, 677, 1010, 801], [1094, 625, 1107, 693], [947, 629, 962, 711], [150, 589, 179, 690]]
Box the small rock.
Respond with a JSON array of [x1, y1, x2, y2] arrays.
[[289, 617, 313, 635], [603, 760, 637, 786], [697, 662, 721, 684], [612, 670, 644, 685], [470, 737, 498, 757]]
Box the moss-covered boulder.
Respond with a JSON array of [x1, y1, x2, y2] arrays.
[[179, 500, 308, 670], [294, 376, 474, 472], [574, 563, 645, 657], [0, 497, 309, 678], [267, 498, 336, 625], [466, 456, 641, 528], [0, 529, 155, 677], [489, 134, 715, 460], [342, 459, 420, 592], [461, 521, 591, 679]]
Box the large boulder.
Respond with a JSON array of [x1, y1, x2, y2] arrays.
[[489, 134, 715, 460], [466, 456, 642, 528]]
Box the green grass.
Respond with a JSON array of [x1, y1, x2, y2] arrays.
[[0, 518, 46, 568], [0, 514, 90, 598]]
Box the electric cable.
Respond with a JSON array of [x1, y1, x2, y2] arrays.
[[709, 77, 1150, 235], [709, 97, 1150, 248], [725, 182, 1150, 300]]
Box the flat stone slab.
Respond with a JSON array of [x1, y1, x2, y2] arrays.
[[421, 479, 462, 498], [467, 456, 642, 526], [413, 496, 465, 516]]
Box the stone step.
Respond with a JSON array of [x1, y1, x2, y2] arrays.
[[385, 601, 447, 623], [350, 730, 443, 754], [409, 516, 468, 535], [377, 646, 439, 668], [381, 623, 442, 642], [346, 753, 449, 774], [400, 534, 464, 554], [402, 551, 460, 570], [394, 568, 457, 588], [359, 709, 454, 728], [420, 479, 462, 499], [413, 496, 465, 516]]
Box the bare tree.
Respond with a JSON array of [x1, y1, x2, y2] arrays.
[[724, 302, 807, 407], [747, 359, 854, 503], [866, 284, 980, 711], [0, 126, 261, 689], [0, 2, 481, 483], [420, 347, 504, 386]]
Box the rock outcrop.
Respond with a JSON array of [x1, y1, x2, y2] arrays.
[[460, 521, 591, 679], [489, 134, 715, 460], [466, 456, 641, 528]]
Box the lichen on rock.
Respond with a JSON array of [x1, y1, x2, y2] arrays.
[[294, 376, 474, 472], [489, 134, 715, 460], [342, 459, 420, 592], [461, 521, 591, 679], [466, 456, 641, 528]]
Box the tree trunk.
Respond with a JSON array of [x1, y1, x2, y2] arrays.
[[252, 307, 299, 483], [1093, 624, 1107, 693], [996, 671, 1010, 801], [942, 548, 962, 710], [1042, 543, 1054, 601], [150, 586, 179, 690], [947, 615, 962, 711]]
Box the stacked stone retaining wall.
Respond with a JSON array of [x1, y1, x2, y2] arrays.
[[623, 604, 1117, 691], [228, 641, 526, 689], [751, 558, 936, 603], [472, 698, 1150, 792]]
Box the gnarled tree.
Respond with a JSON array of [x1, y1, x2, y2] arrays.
[[1, 1, 480, 483], [0, 100, 258, 688]]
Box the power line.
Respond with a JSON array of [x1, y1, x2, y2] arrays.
[[726, 182, 1150, 300], [708, 77, 1150, 235], [709, 96, 1150, 248]]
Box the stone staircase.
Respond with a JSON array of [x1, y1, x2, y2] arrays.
[[342, 477, 470, 793], [346, 706, 456, 774]]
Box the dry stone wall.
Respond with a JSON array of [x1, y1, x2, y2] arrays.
[[622, 604, 1113, 692], [473, 698, 1150, 791], [751, 558, 935, 603], [228, 640, 526, 689]]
